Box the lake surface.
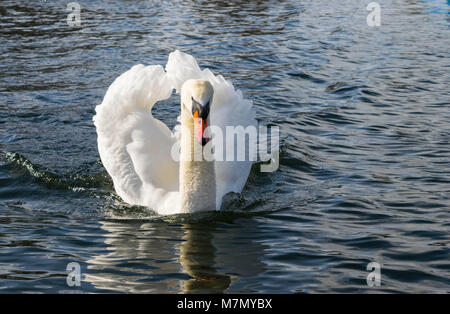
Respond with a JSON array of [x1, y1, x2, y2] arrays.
[[0, 0, 449, 293]]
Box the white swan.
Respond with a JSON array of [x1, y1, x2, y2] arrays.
[[93, 51, 256, 215]]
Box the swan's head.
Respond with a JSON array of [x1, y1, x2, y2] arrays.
[[181, 79, 214, 146]]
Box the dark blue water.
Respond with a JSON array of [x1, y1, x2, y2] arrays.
[[0, 0, 449, 293]]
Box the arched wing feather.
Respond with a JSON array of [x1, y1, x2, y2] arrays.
[[93, 65, 180, 215]]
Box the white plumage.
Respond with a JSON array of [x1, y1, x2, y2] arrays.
[[93, 50, 256, 215]]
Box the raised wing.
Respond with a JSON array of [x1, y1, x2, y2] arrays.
[[93, 64, 180, 215]]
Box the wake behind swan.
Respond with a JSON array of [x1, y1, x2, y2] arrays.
[[93, 51, 256, 215]]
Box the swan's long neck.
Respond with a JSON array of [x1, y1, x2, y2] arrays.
[[179, 107, 216, 213]]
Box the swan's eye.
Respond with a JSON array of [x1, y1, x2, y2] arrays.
[[202, 102, 210, 119], [191, 97, 200, 115], [191, 97, 211, 119]]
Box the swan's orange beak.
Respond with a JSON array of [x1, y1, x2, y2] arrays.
[[193, 110, 210, 146]]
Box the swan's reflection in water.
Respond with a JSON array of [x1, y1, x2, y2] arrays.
[[179, 224, 231, 293], [85, 218, 265, 293]]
